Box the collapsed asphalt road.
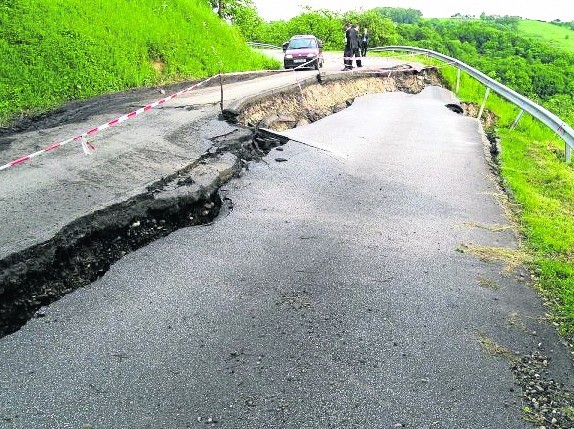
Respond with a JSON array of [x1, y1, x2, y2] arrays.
[[1, 87, 573, 428], [0, 65, 428, 337]]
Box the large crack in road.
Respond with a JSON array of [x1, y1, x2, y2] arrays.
[[0, 128, 293, 337]]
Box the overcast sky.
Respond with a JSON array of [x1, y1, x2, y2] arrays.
[[252, 0, 574, 23]]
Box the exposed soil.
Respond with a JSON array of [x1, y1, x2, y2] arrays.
[[236, 70, 443, 130], [461, 101, 498, 130], [0, 190, 222, 337]]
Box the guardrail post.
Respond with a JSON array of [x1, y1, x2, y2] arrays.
[[566, 143, 572, 163], [456, 69, 461, 93], [477, 87, 490, 120], [219, 72, 224, 112], [509, 109, 524, 130]]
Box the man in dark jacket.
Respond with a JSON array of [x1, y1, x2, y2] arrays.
[[344, 22, 361, 69], [361, 28, 369, 58], [343, 23, 353, 70], [353, 23, 362, 67]]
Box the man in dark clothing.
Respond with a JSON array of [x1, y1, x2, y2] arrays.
[[361, 28, 369, 58], [353, 23, 362, 67], [344, 22, 361, 69], [343, 22, 353, 70]]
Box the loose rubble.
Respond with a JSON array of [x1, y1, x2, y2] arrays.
[[512, 351, 574, 428]]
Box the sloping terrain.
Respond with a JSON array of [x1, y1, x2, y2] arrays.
[[0, 0, 278, 126]]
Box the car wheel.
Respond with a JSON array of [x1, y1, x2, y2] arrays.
[[314, 59, 319, 70]]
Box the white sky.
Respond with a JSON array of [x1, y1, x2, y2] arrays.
[[252, 0, 574, 22]]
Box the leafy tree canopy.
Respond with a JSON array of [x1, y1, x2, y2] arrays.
[[373, 7, 422, 24]]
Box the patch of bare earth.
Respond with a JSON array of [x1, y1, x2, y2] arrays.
[[461, 101, 497, 129]]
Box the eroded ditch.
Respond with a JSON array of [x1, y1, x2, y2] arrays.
[[1, 67, 450, 337]]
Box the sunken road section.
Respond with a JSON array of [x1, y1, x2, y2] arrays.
[[0, 67, 442, 337]]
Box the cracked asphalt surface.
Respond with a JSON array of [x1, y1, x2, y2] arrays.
[[0, 69, 317, 260], [1, 87, 573, 428], [0, 52, 402, 261]]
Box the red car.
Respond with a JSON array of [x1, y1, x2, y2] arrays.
[[282, 35, 324, 70]]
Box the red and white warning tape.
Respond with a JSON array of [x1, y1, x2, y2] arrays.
[[0, 75, 219, 172], [291, 57, 320, 94]]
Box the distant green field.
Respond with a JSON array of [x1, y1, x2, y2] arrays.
[[518, 20, 574, 51]]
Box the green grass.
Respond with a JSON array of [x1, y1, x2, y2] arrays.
[[0, 0, 280, 126], [438, 65, 574, 340], [517, 20, 574, 52]]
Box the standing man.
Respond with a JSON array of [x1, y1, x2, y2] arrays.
[[353, 23, 362, 68], [343, 22, 353, 70], [361, 28, 369, 58], [344, 22, 360, 70]]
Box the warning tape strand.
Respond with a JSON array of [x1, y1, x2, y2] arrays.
[[0, 75, 219, 172]]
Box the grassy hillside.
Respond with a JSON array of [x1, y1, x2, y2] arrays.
[[518, 20, 574, 51], [0, 0, 279, 126]]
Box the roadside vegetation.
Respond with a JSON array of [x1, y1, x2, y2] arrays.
[[441, 67, 574, 339], [229, 3, 574, 340], [0, 0, 278, 126]]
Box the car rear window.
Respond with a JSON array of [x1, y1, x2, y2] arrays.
[[288, 38, 317, 49]]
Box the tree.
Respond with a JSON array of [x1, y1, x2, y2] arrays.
[[208, 0, 264, 40], [545, 94, 574, 123], [286, 8, 344, 49], [374, 7, 422, 24], [230, 4, 263, 40], [209, 0, 256, 22], [530, 63, 567, 100], [344, 9, 399, 46], [255, 20, 290, 45]]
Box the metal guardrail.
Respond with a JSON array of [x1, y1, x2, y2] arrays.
[[248, 42, 281, 50], [376, 46, 573, 162]]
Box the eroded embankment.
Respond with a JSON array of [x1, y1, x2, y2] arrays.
[[0, 68, 445, 337], [228, 69, 443, 130]]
